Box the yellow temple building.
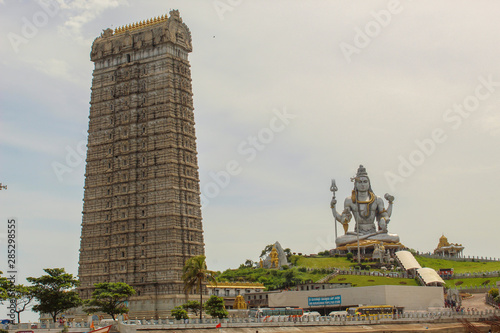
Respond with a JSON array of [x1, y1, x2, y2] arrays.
[[433, 234, 464, 258]]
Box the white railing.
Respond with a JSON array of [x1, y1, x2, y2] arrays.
[[8, 308, 500, 331]]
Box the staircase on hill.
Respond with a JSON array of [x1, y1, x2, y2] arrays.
[[316, 269, 339, 283]]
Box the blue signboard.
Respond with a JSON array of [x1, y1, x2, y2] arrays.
[[308, 295, 341, 306]]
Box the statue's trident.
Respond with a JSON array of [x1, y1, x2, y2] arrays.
[[330, 179, 338, 241], [330, 179, 338, 198]]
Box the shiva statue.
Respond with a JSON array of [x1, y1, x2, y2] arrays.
[[331, 165, 400, 247]]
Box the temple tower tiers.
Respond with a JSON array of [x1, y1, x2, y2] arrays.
[[78, 10, 205, 317]]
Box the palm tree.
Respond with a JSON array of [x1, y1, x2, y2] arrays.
[[182, 255, 216, 320]]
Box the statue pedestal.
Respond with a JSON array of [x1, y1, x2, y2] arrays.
[[334, 240, 405, 257]]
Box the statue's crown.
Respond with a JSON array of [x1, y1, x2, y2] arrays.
[[351, 164, 368, 182], [357, 165, 368, 177]]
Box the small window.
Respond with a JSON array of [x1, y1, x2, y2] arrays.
[[126, 54, 131, 62], [121, 252, 125, 257], [142, 223, 145, 229]]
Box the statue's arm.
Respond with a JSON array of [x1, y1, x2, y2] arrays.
[[377, 197, 389, 218], [384, 193, 394, 217], [330, 196, 342, 222]]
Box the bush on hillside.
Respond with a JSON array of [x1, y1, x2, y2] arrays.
[[488, 288, 499, 298]]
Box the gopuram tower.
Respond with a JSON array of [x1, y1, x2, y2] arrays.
[[78, 10, 205, 317]]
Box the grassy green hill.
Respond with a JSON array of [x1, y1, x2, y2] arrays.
[[328, 274, 419, 287], [415, 255, 500, 273], [216, 254, 500, 291], [444, 276, 500, 288]]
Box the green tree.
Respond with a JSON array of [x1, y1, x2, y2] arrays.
[[182, 255, 216, 321], [244, 259, 254, 268], [83, 282, 136, 320], [10, 285, 35, 323], [346, 252, 354, 261], [171, 306, 188, 320], [204, 295, 228, 319], [0, 272, 14, 301], [260, 244, 274, 258], [488, 288, 499, 298], [283, 248, 292, 260], [181, 300, 202, 316], [282, 270, 300, 288], [27, 268, 82, 322]]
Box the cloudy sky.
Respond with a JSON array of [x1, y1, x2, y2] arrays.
[[1, 0, 500, 321]]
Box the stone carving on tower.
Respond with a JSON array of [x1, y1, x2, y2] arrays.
[[78, 10, 204, 319]]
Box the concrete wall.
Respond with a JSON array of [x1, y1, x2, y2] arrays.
[[269, 285, 444, 311]]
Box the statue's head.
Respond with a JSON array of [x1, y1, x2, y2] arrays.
[[352, 165, 372, 192]]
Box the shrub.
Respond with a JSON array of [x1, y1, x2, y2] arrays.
[[171, 306, 188, 320], [455, 281, 463, 286], [346, 253, 353, 261], [488, 288, 499, 298]]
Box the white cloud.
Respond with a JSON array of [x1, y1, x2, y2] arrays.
[[22, 57, 77, 83], [58, 0, 129, 40]]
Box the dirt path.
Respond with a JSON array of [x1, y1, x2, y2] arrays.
[[461, 293, 498, 311]]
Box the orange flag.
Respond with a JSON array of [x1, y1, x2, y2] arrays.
[[90, 322, 95, 330]]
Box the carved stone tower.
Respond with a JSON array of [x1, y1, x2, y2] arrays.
[[78, 10, 204, 317]]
